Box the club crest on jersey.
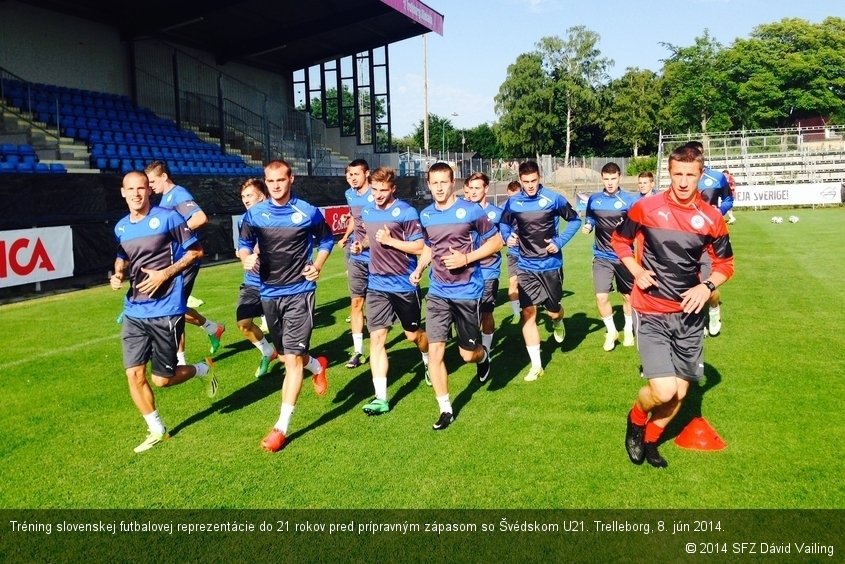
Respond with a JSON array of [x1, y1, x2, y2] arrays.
[[487, 211, 496, 220], [392, 207, 401, 217], [704, 178, 715, 187], [690, 215, 705, 230], [367, 194, 375, 202], [539, 197, 550, 208], [456, 208, 467, 219], [292, 212, 304, 224], [149, 217, 161, 229], [614, 201, 623, 209]]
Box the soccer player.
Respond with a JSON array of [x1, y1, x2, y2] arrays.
[[144, 161, 225, 362], [238, 159, 334, 452], [499, 161, 581, 382], [637, 171, 657, 197], [462, 172, 503, 353], [612, 144, 734, 468], [337, 159, 372, 368], [235, 178, 277, 378], [504, 180, 522, 318], [410, 162, 503, 430], [684, 141, 734, 337], [359, 166, 429, 414], [111, 171, 217, 453], [582, 162, 639, 351]]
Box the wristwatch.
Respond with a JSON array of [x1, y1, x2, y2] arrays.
[[702, 280, 716, 293]]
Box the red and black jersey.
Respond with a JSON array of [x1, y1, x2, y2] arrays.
[[611, 191, 734, 314]]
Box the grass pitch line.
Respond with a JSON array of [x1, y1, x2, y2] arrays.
[[0, 333, 120, 372]]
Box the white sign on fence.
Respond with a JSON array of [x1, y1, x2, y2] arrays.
[[734, 183, 842, 208], [0, 226, 75, 288]]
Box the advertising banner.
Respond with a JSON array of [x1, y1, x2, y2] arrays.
[[0, 226, 74, 288]]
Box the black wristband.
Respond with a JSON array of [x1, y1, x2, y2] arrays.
[[702, 280, 716, 293]]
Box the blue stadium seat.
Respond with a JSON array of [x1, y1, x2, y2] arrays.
[[49, 163, 67, 173]]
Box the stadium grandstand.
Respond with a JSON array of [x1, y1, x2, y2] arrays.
[[657, 126, 845, 190], [0, 0, 443, 298]]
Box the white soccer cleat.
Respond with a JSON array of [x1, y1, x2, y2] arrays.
[[622, 329, 635, 347], [708, 315, 722, 337], [603, 330, 618, 352]]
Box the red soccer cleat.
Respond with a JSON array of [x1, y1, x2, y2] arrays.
[[261, 428, 286, 452], [313, 356, 329, 396]]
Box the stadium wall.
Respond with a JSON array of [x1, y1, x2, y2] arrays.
[[0, 1, 130, 95], [0, 174, 418, 301]]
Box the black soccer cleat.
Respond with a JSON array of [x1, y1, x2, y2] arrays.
[[644, 442, 668, 469], [432, 412, 454, 431], [476, 348, 491, 383], [625, 413, 646, 465]]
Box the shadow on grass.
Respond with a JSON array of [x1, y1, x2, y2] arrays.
[[660, 362, 723, 444], [169, 367, 283, 437], [287, 344, 430, 444]]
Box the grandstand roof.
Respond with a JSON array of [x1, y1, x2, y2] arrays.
[[21, 0, 444, 73]]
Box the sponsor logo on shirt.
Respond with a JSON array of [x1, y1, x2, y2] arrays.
[[657, 211, 671, 222]]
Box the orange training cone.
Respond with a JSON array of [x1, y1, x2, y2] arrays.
[[674, 417, 726, 450]]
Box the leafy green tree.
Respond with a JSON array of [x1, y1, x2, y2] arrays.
[[494, 52, 558, 157], [603, 68, 661, 156], [464, 122, 502, 159], [659, 31, 734, 133], [723, 17, 845, 128], [537, 27, 613, 163]]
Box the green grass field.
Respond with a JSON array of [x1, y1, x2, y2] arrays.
[[1, 208, 843, 509]]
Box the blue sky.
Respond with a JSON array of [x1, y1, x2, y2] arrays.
[[388, 0, 845, 136]]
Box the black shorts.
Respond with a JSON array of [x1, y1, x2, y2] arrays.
[[480, 278, 499, 313], [122, 314, 184, 377], [517, 269, 563, 313], [635, 310, 705, 381], [366, 289, 422, 333], [592, 258, 634, 295], [346, 258, 369, 298], [182, 263, 200, 297], [236, 283, 264, 321], [261, 292, 316, 356], [425, 295, 481, 350]]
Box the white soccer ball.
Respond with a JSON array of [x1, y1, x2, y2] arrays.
[[771, 216, 783, 224], [788, 215, 800, 223]]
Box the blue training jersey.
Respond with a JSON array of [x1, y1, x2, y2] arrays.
[[499, 186, 581, 272], [345, 186, 373, 263], [698, 167, 733, 216], [362, 199, 423, 293], [238, 196, 335, 298], [584, 189, 639, 261], [419, 198, 498, 300], [115, 206, 198, 318], [477, 203, 503, 281], [236, 214, 261, 287]]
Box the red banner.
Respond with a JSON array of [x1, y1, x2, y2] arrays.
[[321, 206, 352, 235]]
